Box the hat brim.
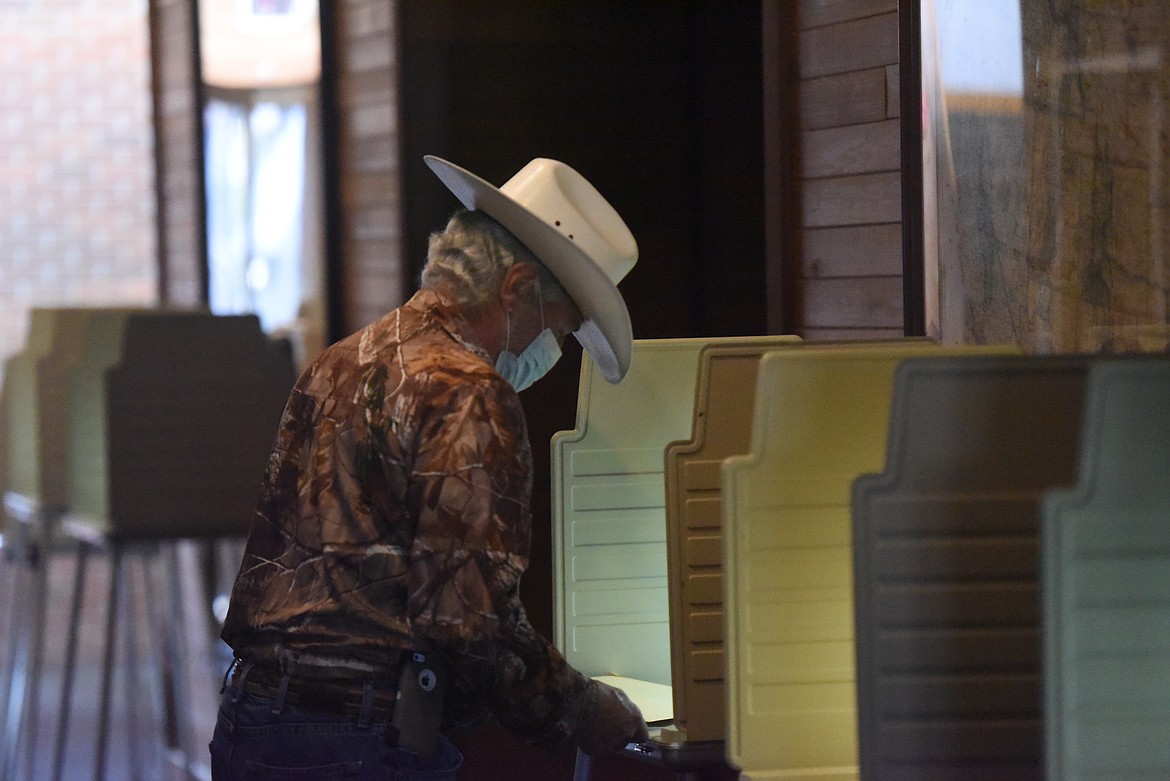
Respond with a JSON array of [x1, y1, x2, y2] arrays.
[[425, 155, 632, 383]]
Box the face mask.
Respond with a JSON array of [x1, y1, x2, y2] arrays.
[[495, 326, 562, 392], [495, 288, 562, 392]]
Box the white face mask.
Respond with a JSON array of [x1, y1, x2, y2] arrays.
[[495, 288, 563, 392]]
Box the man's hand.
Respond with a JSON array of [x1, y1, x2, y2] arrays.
[[571, 679, 650, 756]]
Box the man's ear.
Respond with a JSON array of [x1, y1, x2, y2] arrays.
[[499, 263, 539, 311]]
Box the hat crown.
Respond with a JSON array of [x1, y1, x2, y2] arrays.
[[500, 159, 636, 285]]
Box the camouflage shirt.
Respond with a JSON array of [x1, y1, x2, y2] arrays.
[[222, 288, 590, 745]]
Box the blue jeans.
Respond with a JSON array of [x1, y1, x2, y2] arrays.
[[209, 681, 462, 780]]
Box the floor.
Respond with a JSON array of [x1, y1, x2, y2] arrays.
[[1, 532, 230, 781]]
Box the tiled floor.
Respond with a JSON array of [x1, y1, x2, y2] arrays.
[[1, 534, 234, 781]]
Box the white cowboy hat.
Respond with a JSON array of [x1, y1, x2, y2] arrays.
[[424, 155, 637, 383]]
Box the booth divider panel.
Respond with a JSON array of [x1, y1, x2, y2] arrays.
[[65, 310, 294, 539], [552, 336, 801, 710], [1043, 356, 1170, 779], [552, 338, 713, 694], [721, 343, 1015, 779], [664, 335, 802, 741], [851, 355, 1091, 781]]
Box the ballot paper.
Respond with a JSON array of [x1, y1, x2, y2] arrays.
[[593, 675, 674, 725]]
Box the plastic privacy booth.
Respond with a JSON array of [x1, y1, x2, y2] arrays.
[[663, 336, 810, 744], [1043, 356, 1170, 779], [664, 337, 941, 745], [851, 355, 1092, 781], [2, 307, 294, 781], [720, 343, 1015, 781], [553, 335, 802, 770]]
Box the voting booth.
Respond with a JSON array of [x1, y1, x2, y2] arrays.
[[851, 355, 1092, 780], [553, 336, 812, 773], [719, 343, 1014, 781], [1, 306, 295, 781], [664, 337, 942, 746], [1042, 356, 1170, 778], [663, 337, 805, 745]]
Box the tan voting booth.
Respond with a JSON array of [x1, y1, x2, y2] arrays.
[[664, 337, 941, 746], [720, 343, 1015, 781]]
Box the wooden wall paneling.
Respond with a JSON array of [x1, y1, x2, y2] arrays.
[[798, 13, 899, 79], [802, 277, 904, 330], [799, 119, 901, 178], [792, 0, 905, 338], [798, 69, 891, 131], [801, 172, 902, 228], [885, 64, 900, 118], [149, 0, 206, 306], [801, 327, 905, 340], [798, 0, 898, 30], [320, 0, 403, 338], [802, 224, 903, 279]]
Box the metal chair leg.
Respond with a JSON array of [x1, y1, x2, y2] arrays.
[[18, 534, 50, 781], [51, 540, 89, 781], [0, 534, 31, 781], [163, 542, 194, 775], [94, 544, 123, 781], [123, 549, 147, 781]]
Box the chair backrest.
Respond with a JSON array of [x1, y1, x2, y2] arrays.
[[1042, 356, 1170, 778], [720, 343, 1014, 779], [66, 309, 295, 539], [851, 354, 1091, 781]]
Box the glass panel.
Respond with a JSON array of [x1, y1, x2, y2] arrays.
[[205, 98, 308, 335], [199, 0, 324, 366], [924, 1, 1170, 352]]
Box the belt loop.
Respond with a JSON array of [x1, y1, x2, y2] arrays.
[[231, 661, 254, 704], [271, 673, 291, 715], [358, 681, 375, 728]]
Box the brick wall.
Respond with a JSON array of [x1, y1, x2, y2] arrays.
[[0, 0, 158, 377]]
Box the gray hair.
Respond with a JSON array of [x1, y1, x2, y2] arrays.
[[421, 209, 567, 309]]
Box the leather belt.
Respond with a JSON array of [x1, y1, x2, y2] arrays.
[[231, 662, 399, 723]]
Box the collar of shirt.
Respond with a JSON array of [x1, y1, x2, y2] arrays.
[[406, 288, 492, 365]]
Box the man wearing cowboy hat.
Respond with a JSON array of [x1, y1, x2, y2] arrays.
[[210, 156, 648, 779]]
